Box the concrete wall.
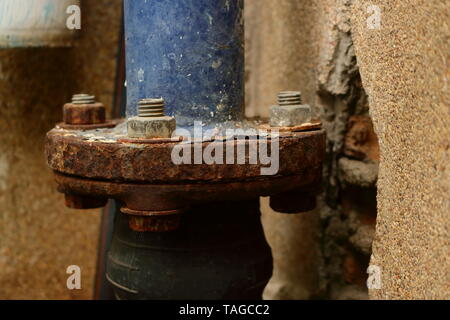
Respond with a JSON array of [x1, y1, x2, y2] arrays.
[[0, 0, 122, 299], [351, 0, 449, 300]]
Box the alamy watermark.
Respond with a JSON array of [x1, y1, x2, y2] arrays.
[[367, 5, 382, 30], [171, 122, 280, 176], [64, 4, 381, 31], [66, 265, 81, 290], [367, 265, 382, 289], [66, 5, 81, 30]]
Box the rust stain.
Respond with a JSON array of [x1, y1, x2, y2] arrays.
[[344, 116, 380, 161], [46, 121, 326, 231], [46, 126, 326, 183], [63, 102, 106, 125]]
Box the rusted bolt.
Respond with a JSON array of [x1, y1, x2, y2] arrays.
[[121, 207, 184, 232], [63, 94, 106, 125], [128, 215, 181, 232], [278, 91, 302, 106], [127, 98, 176, 139], [269, 179, 322, 214], [270, 192, 317, 213], [72, 94, 96, 105], [270, 91, 311, 127], [64, 194, 107, 210]]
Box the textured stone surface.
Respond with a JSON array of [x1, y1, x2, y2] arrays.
[[344, 115, 380, 161], [247, 0, 375, 299], [339, 158, 378, 188], [351, 0, 449, 299], [0, 0, 122, 299], [248, 0, 448, 300], [349, 225, 376, 256]]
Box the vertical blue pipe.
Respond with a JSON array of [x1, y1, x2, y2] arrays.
[[124, 0, 244, 127]]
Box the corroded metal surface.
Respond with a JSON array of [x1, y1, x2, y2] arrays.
[[54, 171, 322, 212], [122, 207, 184, 232], [64, 194, 108, 210], [46, 126, 326, 183], [54, 167, 322, 232], [117, 136, 184, 144], [128, 214, 181, 233], [57, 120, 122, 131], [124, 0, 245, 126], [259, 119, 322, 132], [63, 102, 106, 125], [46, 119, 326, 231]]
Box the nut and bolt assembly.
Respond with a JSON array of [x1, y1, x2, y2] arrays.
[[46, 0, 326, 300], [71, 93, 96, 105], [127, 98, 176, 139], [63, 93, 106, 125], [270, 91, 311, 128], [278, 91, 302, 106]]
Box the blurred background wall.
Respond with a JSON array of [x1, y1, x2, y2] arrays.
[[0, 0, 122, 299], [248, 0, 448, 300], [0, 0, 448, 300], [247, 0, 378, 300]]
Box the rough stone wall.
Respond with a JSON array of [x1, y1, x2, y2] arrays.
[[351, 0, 449, 299], [248, 0, 448, 300], [0, 0, 122, 299], [246, 0, 379, 299]]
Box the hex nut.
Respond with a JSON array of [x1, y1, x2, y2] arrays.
[[63, 103, 106, 125], [270, 104, 311, 127], [127, 116, 176, 139], [64, 194, 107, 209]]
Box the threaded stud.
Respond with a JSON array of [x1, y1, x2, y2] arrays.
[[72, 94, 96, 105], [277, 91, 302, 106], [138, 98, 165, 117]]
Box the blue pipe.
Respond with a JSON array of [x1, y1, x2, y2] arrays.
[[124, 0, 244, 127]]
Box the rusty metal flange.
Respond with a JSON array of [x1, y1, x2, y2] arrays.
[[46, 125, 325, 183], [56, 119, 123, 130], [46, 120, 326, 231]]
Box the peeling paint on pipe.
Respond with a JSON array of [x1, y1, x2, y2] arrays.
[[124, 0, 244, 126], [0, 0, 79, 47]]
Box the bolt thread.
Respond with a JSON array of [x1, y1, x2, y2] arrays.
[[138, 98, 165, 117], [72, 94, 96, 104], [278, 91, 302, 106]]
